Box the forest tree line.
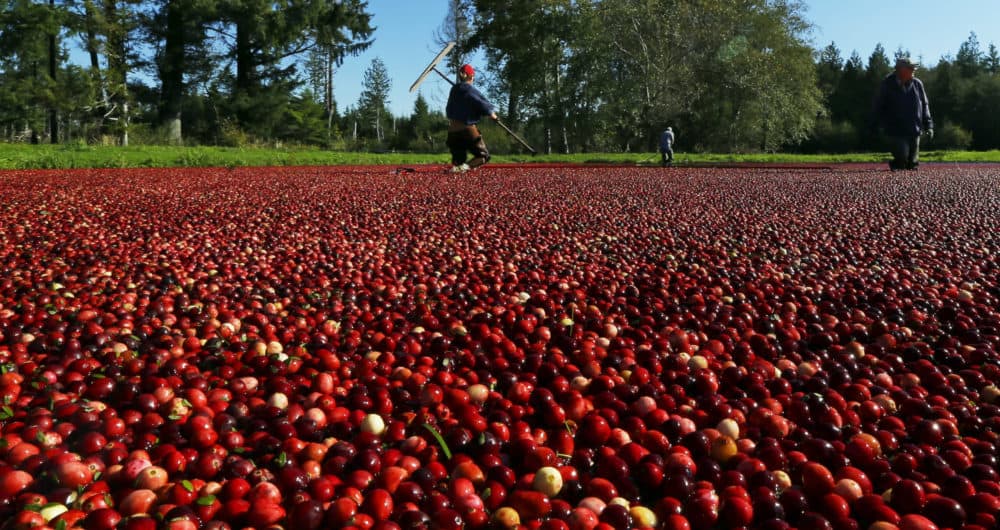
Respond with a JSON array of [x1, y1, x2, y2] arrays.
[[1, 0, 998, 154]]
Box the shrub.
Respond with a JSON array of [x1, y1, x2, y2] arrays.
[[219, 119, 251, 148], [926, 121, 972, 150], [799, 119, 859, 153]]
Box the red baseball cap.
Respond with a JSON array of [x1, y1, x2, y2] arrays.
[[460, 64, 475, 77]]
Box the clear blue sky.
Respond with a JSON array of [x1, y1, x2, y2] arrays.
[[339, 0, 1000, 117]]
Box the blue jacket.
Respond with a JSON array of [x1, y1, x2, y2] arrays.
[[659, 130, 674, 151], [873, 73, 933, 137], [446, 82, 494, 125]]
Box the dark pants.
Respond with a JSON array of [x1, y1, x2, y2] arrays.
[[447, 125, 490, 167], [888, 135, 920, 170], [660, 147, 673, 166]]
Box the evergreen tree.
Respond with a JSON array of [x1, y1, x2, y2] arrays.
[[829, 51, 866, 125], [955, 32, 984, 78], [213, 0, 373, 139], [410, 92, 433, 146], [305, 0, 374, 138], [866, 44, 892, 84], [46, 0, 60, 143], [960, 75, 1000, 149], [102, 0, 142, 146], [408, 92, 447, 151], [277, 89, 328, 145], [358, 57, 392, 142], [816, 43, 843, 106], [0, 0, 66, 143], [985, 43, 1000, 75], [923, 58, 958, 128], [145, 0, 216, 144]]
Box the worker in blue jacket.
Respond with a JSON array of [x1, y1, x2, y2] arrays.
[[872, 56, 934, 171], [659, 127, 675, 167], [446, 64, 498, 173]]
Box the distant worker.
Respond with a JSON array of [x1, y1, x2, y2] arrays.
[[659, 126, 675, 167], [446, 64, 498, 173], [872, 56, 933, 171]]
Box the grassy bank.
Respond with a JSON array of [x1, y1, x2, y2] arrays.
[[0, 143, 999, 169]]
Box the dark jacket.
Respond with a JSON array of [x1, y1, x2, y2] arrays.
[[446, 82, 494, 125], [873, 72, 933, 137]]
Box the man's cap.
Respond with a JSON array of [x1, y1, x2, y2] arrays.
[[460, 64, 475, 77], [896, 56, 918, 69]]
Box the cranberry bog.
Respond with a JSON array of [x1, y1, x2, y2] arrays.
[[1, 163, 999, 530]]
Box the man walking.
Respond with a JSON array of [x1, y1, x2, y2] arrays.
[[659, 127, 675, 167], [872, 56, 933, 171]]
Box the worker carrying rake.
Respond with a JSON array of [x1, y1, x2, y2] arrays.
[[409, 42, 536, 167], [445, 64, 498, 173]]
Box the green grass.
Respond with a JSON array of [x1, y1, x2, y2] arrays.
[[0, 143, 998, 169]]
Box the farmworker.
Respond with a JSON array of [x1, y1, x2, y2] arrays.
[[872, 56, 933, 171], [659, 126, 675, 167], [446, 64, 498, 173]]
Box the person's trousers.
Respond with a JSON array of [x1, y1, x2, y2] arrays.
[[660, 147, 673, 166], [888, 135, 920, 170]]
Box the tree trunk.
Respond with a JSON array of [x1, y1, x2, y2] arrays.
[[83, 0, 105, 139], [506, 89, 519, 126], [48, 0, 58, 144], [555, 60, 568, 153], [159, 0, 184, 144], [235, 17, 254, 127], [122, 101, 129, 146], [325, 48, 334, 133], [104, 0, 128, 146]]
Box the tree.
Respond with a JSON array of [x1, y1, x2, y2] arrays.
[[828, 51, 867, 130], [214, 0, 301, 136], [358, 57, 391, 142], [0, 0, 66, 143], [145, 0, 216, 144], [955, 32, 984, 78], [63, 0, 110, 139], [866, 44, 892, 85], [276, 90, 328, 145], [923, 58, 959, 128], [557, 0, 621, 151], [435, 0, 474, 80], [211, 0, 372, 139], [985, 43, 999, 75], [670, 0, 821, 151], [960, 75, 1000, 149], [745, 2, 820, 150], [46, 0, 60, 143], [101, 1, 141, 146], [583, 0, 694, 151], [305, 0, 374, 138], [471, 0, 580, 153], [305, 47, 338, 131], [816, 43, 843, 108], [409, 92, 434, 147]]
